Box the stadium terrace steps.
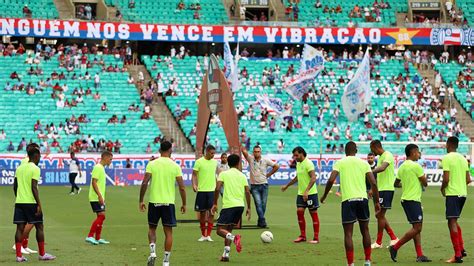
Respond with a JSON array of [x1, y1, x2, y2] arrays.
[[127, 65, 194, 153], [0, 54, 161, 153], [142, 54, 470, 155], [52, 0, 75, 20], [105, 0, 229, 24], [0, 0, 59, 19]]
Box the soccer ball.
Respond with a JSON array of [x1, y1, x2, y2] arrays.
[[260, 231, 273, 243]]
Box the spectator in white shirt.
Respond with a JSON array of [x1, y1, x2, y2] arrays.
[[308, 127, 316, 137], [0, 129, 6, 140]]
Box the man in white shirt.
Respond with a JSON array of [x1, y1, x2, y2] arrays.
[[66, 152, 82, 195], [242, 146, 279, 228], [308, 127, 316, 137]]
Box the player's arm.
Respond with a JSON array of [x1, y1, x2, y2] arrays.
[[266, 163, 280, 178], [212, 180, 223, 214], [466, 171, 472, 185], [281, 175, 298, 192], [31, 179, 42, 215], [91, 177, 104, 205], [192, 170, 199, 192], [176, 175, 187, 213], [367, 172, 381, 213], [372, 162, 389, 174], [13, 177, 18, 196], [303, 170, 317, 200], [418, 174, 428, 187], [441, 171, 449, 196], [394, 178, 402, 188], [320, 170, 338, 203], [139, 172, 151, 211], [245, 185, 251, 220]]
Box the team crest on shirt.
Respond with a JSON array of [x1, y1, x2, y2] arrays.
[[418, 215, 422, 220]]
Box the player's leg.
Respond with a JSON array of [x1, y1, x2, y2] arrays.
[[382, 192, 398, 244], [343, 223, 355, 266], [308, 194, 320, 243], [147, 203, 159, 266], [21, 223, 36, 253], [295, 195, 307, 242], [359, 221, 372, 264], [86, 202, 105, 244], [216, 207, 243, 255], [94, 212, 108, 243], [198, 211, 207, 240], [14, 223, 26, 261], [217, 225, 233, 261], [35, 223, 55, 260], [413, 228, 431, 262], [445, 196, 465, 262], [250, 185, 265, 227], [195, 192, 207, 240], [162, 226, 172, 266], [69, 173, 76, 194], [357, 200, 371, 264], [206, 193, 215, 240], [390, 223, 422, 262]]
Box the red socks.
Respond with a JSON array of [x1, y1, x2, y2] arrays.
[[95, 215, 105, 240], [450, 230, 462, 257], [393, 240, 402, 250], [457, 225, 464, 251], [346, 249, 354, 264], [200, 222, 206, 236], [296, 209, 306, 238], [386, 225, 397, 240], [310, 212, 320, 241], [22, 238, 28, 248], [364, 247, 371, 261], [88, 215, 106, 240], [38, 241, 45, 256], [415, 244, 423, 257], [15, 242, 22, 257], [376, 231, 383, 245], [206, 223, 214, 237]]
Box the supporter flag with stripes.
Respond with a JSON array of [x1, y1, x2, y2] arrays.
[[443, 28, 461, 45], [255, 94, 284, 115], [341, 48, 371, 121]]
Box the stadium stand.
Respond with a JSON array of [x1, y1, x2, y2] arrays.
[[435, 62, 474, 118], [0, 46, 160, 153], [105, 0, 229, 24], [0, 0, 58, 19], [142, 50, 469, 155], [283, 0, 406, 26]]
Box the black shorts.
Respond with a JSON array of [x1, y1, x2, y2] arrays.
[[194, 191, 214, 211], [341, 199, 370, 224], [296, 194, 319, 211], [69, 173, 78, 182], [445, 196, 466, 219], [401, 200, 423, 224], [13, 204, 43, 224], [217, 207, 244, 226], [90, 201, 106, 213], [148, 203, 176, 227], [379, 191, 394, 209]]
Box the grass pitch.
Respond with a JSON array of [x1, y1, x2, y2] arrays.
[[0, 186, 472, 265]]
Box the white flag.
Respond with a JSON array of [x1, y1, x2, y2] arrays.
[[284, 44, 325, 100], [341, 49, 371, 121], [231, 43, 240, 92], [223, 41, 234, 79], [255, 94, 284, 115]]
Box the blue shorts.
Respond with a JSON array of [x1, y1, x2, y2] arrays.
[[296, 194, 319, 211], [148, 203, 176, 227], [341, 199, 370, 224], [379, 191, 394, 209], [217, 207, 244, 226], [445, 196, 466, 219], [13, 204, 43, 224], [401, 200, 423, 224], [194, 191, 214, 211], [90, 201, 106, 213]]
